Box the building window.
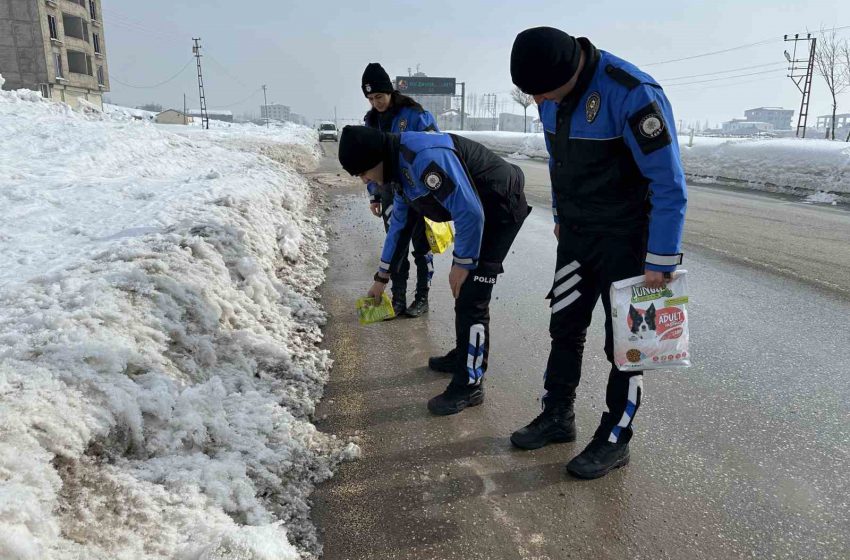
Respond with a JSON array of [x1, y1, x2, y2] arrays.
[[93, 33, 101, 53], [54, 53, 63, 78], [97, 66, 104, 86], [69, 0, 85, 6], [47, 15, 58, 39], [89, 0, 97, 20], [66, 50, 91, 75], [62, 13, 89, 42]]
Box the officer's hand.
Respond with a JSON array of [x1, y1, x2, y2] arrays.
[[370, 202, 382, 217], [644, 269, 667, 289], [367, 280, 387, 303], [554, 224, 560, 240], [449, 265, 469, 299]]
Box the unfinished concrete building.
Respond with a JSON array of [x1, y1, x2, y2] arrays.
[[0, 0, 109, 108]]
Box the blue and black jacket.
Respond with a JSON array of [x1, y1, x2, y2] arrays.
[[538, 38, 687, 272], [364, 97, 438, 203], [378, 132, 525, 273]]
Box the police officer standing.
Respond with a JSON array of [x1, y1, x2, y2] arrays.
[[361, 63, 439, 318], [338, 126, 530, 415], [508, 27, 687, 478]]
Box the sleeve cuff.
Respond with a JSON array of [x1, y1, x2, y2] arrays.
[[645, 252, 682, 272], [378, 260, 392, 274], [452, 255, 478, 270]]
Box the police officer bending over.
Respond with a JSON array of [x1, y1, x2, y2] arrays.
[[509, 27, 687, 479], [338, 126, 530, 415], [361, 62, 439, 318]]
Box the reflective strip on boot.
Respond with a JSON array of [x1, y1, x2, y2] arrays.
[[608, 375, 643, 443], [466, 324, 486, 385]]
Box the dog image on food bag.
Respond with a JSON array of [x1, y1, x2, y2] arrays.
[[628, 303, 657, 341]]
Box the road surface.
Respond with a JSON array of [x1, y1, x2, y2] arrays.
[[310, 141, 850, 560]]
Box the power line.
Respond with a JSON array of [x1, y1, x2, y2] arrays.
[[642, 24, 850, 67], [666, 75, 786, 91], [216, 87, 263, 108], [110, 59, 194, 89], [659, 61, 785, 82], [664, 68, 786, 87]]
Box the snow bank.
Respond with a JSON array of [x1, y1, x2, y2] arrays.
[[450, 130, 548, 159], [680, 136, 850, 197], [0, 85, 356, 559], [451, 130, 850, 200]]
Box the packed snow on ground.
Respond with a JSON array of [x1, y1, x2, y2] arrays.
[[0, 74, 358, 560], [803, 191, 839, 205], [103, 103, 157, 121], [450, 130, 850, 199]]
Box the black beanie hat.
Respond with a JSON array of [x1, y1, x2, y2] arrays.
[[511, 27, 581, 95], [361, 63, 394, 97], [338, 125, 386, 175]]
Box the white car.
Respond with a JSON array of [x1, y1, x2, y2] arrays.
[[318, 122, 338, 142]]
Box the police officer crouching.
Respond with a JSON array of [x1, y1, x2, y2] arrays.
[[509, 27, 687, 479], [338, 125, 530, 415]]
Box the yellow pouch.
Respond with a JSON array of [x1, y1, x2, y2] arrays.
[[424, 219, 454, 255], [356, 293, 396, 325]]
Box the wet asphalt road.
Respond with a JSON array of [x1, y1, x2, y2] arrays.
[[311, 142, 850, 560]]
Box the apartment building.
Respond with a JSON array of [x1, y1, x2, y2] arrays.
[[0, 0, 109, 108]]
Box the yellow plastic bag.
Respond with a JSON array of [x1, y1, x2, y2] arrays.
[[424, 218, 454, 255], [356, 293, 396, 325]]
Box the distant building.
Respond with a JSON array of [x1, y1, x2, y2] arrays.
[[744, 107, 794, 131], [816, 113, 850, 131], [499, 112, 535, 133], [188, 109, 233, 123], [721, 119, 774, 134], [155, 109, 192, 125], [0, 0, 110, 108], [261, 103, 290, 122]]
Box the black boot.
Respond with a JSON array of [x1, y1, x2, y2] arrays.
[[388, 290, 407, 320], [510, 400, 576, 450], [428, 348, 458, 373], [566, 438, 630, 479], [405, 292, 429, 318], [427, 381, 484, 416]]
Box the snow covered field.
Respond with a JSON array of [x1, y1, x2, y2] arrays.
[[452, 130, 850, 201], [0, 75, 357, 560]]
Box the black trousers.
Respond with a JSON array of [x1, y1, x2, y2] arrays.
[[543, 226, 647, 444], [449, 207, 529, 388], [380, 188, 433, 297]]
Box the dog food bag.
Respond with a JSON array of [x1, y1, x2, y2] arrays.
[[610, 271, 691, 372], [356, 293, 396, 325]]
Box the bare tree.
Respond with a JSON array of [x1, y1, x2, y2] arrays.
[[511, 87, 534, 133], [842, 38, 850, 142], [814, 28, 847, 140]]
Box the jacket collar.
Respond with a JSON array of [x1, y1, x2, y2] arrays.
[[558, 38, 600, 115]]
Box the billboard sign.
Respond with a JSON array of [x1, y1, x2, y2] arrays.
[[395, 76, 456, 95]]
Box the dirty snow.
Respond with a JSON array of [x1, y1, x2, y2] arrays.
[[0, 76, 357, 560]]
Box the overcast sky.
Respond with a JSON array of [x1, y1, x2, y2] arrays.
[[103, 0, 850, 127]]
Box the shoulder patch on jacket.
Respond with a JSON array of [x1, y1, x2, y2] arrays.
[[604, 64, 641, 90], [400, 144, 417, 164], [420, 161, 455, 201], [628, 100, 672, 155]]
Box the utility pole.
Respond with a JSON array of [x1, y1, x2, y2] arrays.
[[192, 38, 209, 130], [334, 106, 337, 128], [262, 84, 268, 128], [784, 33, 816, 138], [457, 82, 466, 131], [183, 93, 187, 125]]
